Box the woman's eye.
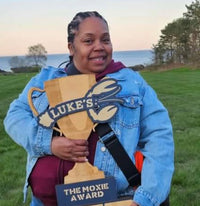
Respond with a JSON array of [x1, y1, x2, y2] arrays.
[[84, 39, 93, 44], [102, 38, 110, 44]]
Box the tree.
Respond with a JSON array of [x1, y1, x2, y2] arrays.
[[26, 44, 47, 66], [9, 56, 27, 68], [184, 0, 200, 63], [161, 18, 191, 64], [153, 0, 200, 66]]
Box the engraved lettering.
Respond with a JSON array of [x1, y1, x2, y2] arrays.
[[49, 109, 60, 119], [82, 186, 89, 193], [97, 191, 104, 197], [86, 98, 93, 108], [89, 185, 95, 191], [71, 195, 77, 201], [75, 100, 84, 110], [64, 187, 81, 195], [85, 193, 92, 199], [77, 194, 85, 200], [57, 105, 66, 114], [66, 102, 75, 112]]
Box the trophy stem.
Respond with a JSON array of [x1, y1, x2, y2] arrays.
[[64, 162, 105, 184]]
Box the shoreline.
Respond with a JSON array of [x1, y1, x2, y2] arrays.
[[0, 49, 152, 58], [0, 50, 153, 71]]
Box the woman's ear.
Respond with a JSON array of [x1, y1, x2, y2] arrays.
[[68, 43, 74, 56]]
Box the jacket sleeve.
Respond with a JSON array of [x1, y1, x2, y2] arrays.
[[3, 68, 56, 157], [133, 76, 174, 206]]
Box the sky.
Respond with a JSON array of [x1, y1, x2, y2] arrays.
[[0, 0, 194, 56]]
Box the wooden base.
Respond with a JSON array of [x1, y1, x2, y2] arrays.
[[92, 199, 132, 205], [63, 162, 133, 205]]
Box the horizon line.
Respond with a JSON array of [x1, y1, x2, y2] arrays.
[[0, 49, 153, 58]]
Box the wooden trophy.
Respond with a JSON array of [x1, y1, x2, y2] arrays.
[[28, 74, 132, 206]]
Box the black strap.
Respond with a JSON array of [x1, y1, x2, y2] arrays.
[[95, 123, 141, 187]]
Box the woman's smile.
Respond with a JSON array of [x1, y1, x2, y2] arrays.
[[89, 55, 107, 64]]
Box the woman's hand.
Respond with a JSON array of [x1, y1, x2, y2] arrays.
[[51, 136, 89, 162]]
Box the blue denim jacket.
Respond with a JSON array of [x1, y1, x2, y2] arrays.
[[4, 66, 174, 206]]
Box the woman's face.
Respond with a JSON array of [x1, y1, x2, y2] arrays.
[[68, 17, 113, 74]]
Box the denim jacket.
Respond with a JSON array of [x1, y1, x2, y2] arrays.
[[4, 66, 174, 206]]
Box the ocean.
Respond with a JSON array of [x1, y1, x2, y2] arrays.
[[0, 50, 153, 71]]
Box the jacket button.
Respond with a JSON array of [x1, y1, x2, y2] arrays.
[[131, 97, 135, 105], [101, 147, 106, 152]]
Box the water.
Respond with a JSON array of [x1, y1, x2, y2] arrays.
[[0, 50, 154, 71], [113, 50, 153, 67]]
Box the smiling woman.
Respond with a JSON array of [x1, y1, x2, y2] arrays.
[[67, 12, 113, 74], [4, 11, 174, 206]]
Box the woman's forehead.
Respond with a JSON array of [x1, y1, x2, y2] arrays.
[[77, 17, 109, 35]]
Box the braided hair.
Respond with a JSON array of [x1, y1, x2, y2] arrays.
[[67, 11, 108, 43]]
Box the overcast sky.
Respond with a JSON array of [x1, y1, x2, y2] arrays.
[[0, 0, 194, 56]]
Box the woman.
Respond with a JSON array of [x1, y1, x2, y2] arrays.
[[4, 11, 174, 206]]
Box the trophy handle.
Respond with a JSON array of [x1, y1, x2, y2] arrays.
[[28, 87, 63, 136], [28, 87, 45, 116]]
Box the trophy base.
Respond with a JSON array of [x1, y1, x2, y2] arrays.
[[58, 163, 133, 206], [56, 177, 133, 206], [92, 198, 132, 205]]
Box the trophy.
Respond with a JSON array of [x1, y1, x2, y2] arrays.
[[28, 74, 133, 206]]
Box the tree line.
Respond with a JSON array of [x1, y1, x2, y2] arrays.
[[153, 0, 200, 66]]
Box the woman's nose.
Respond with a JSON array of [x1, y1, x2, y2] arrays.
[[94, 40, 104, 50]]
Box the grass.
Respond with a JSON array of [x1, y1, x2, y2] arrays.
[[0, 73, 34, 206], [141, 68, 200, 205], [0, 68, 200, 205]]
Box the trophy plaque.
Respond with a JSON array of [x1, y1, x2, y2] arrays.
[[28, 74, 133, 206]]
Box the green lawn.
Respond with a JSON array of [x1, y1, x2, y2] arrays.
[[0, 68, 200, 205], [142, 68, 200, 205]]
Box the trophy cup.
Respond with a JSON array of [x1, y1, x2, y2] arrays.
[[28, 74, 133, 206]]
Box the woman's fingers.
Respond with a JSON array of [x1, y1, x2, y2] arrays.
[[51, 136, 89, 161]]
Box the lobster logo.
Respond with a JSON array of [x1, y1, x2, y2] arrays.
[[38, 78, 123, 128]]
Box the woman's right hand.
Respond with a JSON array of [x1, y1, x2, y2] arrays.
[[51, 136, 89, 162]]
